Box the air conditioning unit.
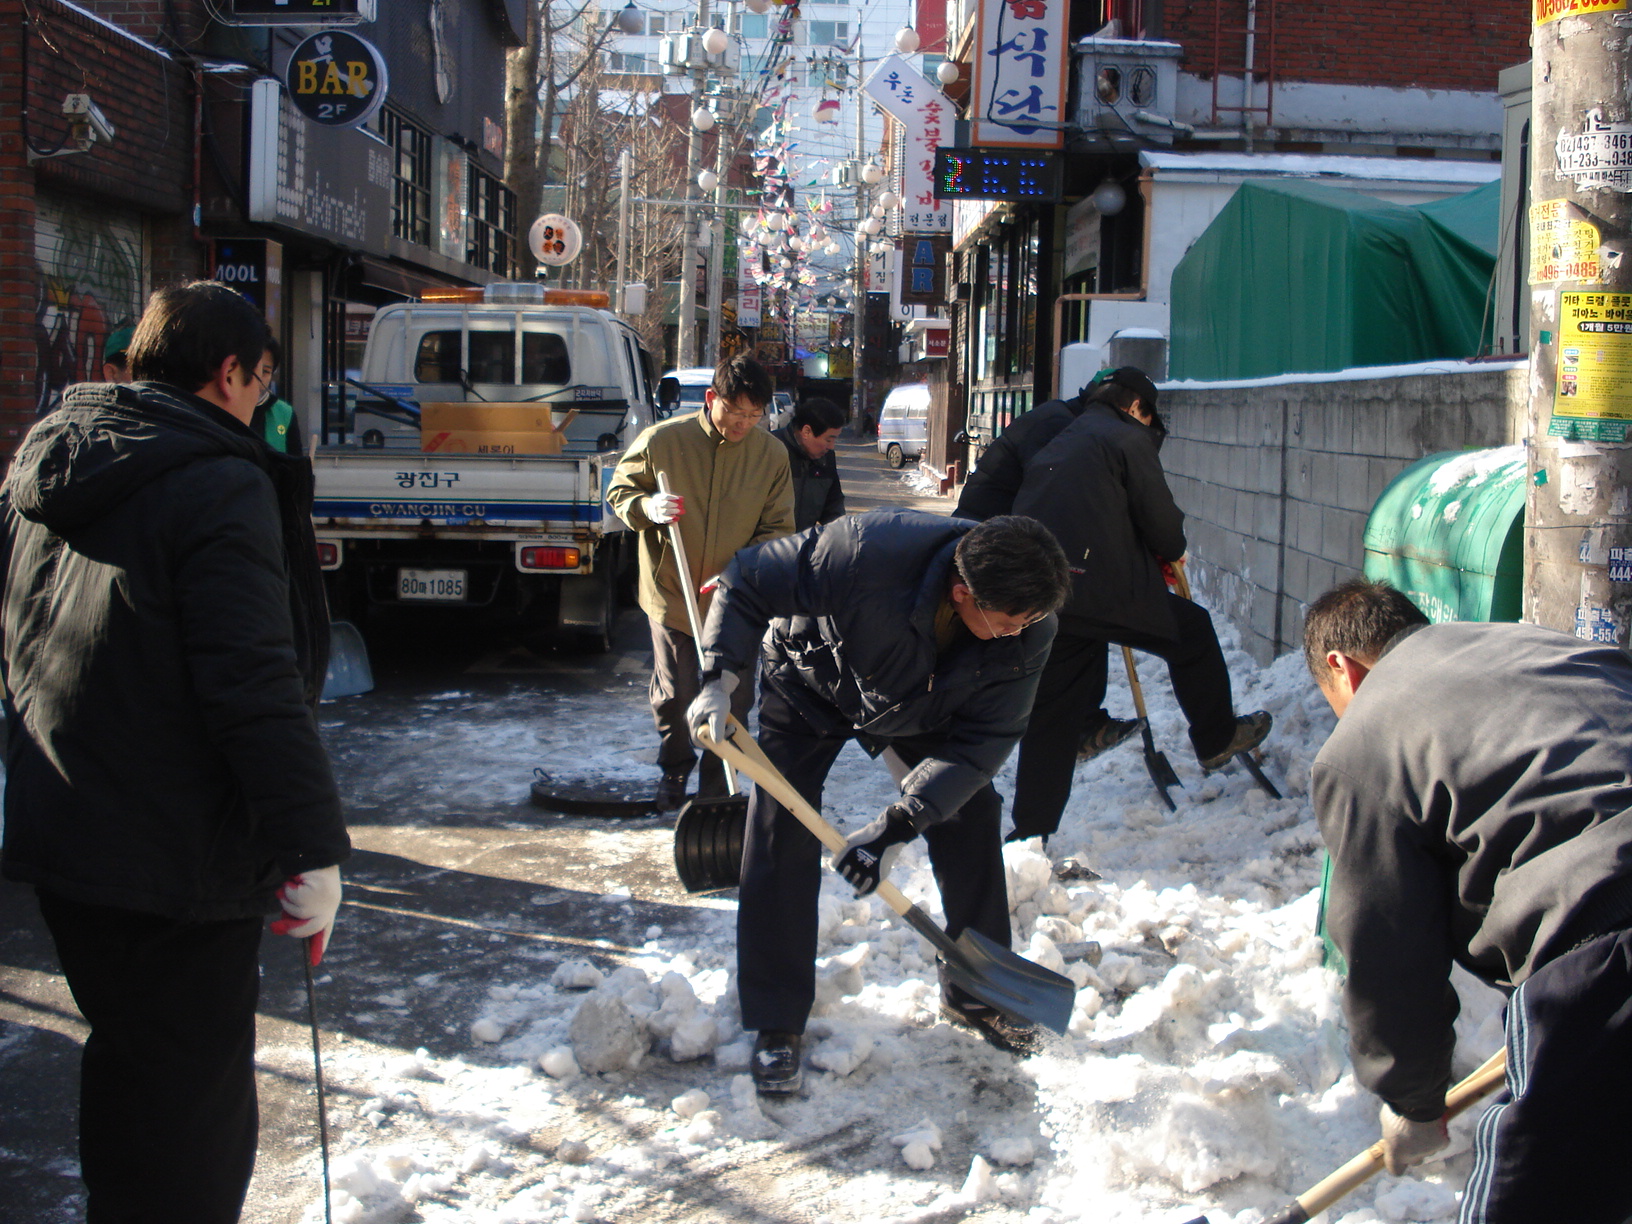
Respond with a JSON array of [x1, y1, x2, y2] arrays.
[[1072, 39, 1185, 146]]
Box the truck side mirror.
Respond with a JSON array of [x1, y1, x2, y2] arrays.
[[657, 376, 680, 413]]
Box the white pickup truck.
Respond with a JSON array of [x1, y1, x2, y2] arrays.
[[311, 283, 660, 650]]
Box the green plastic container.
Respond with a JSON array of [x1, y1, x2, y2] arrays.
[[1360, 445, 1527, 625], [1319, 446, 1527, 974]]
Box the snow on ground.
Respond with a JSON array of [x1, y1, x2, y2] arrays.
[[295, 622, 1506, 1224]]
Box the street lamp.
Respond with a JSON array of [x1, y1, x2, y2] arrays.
[[894, 27, 920, 54], [615, 1, 643, 33]]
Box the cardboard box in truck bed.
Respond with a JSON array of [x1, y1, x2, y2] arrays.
[[419, 402, 578, 455]]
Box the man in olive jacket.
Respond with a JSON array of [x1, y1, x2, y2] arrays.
[[0, 281, 350, 1222], [608, 354, 794, 806], [1306, 579, 1632, 1224], [686, 512, 1070, 1093]]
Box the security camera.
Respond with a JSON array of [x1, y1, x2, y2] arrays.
[[63, 94, 116, 144]]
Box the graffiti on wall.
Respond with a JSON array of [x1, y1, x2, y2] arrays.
[[35, 194, 144, 414]]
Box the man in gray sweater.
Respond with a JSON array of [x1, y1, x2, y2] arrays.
[[1305, 579, 1632, 1224]]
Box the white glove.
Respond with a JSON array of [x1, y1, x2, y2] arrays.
[[270, 864, 343, 966], [641, 492, 684, 524], [1379, 1102, 1448, 1175], [687, 671, 739, 745]]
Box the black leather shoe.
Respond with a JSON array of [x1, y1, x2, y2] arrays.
[[1077, 716, 1143, 761], [939, 997, 1043, 1057], [1199, 711, 1273, 771], [751, 1030, 803, 1095], [655, 770, 690, 811]]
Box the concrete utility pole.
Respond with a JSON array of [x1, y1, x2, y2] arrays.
[[676, 0, 711, 368], [1524, 9, 1632, 647], [851, 67, 869, 426]]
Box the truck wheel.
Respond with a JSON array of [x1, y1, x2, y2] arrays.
[[886, 443, 905, 469]]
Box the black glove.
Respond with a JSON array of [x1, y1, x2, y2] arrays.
[[835, 804, 919, 896]]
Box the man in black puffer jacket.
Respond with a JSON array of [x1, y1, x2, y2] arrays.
[[772, 396, 846, 531], [685, 511, 1070, 1093], [1, 281, 350, 1223], [1006, 380, 1269, 843]]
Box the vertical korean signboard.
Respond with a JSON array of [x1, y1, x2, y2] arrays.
[[969, 0, 1068, 148], [862, 56, 952, 233]]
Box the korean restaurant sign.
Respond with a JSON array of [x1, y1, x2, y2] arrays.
[[862, 56, 953, 233], [970, 0, 1068, 148]]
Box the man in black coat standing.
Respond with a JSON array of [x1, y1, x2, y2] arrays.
[[1006, 379, 1270, 843], [685, 512, 1070, 1093], [772, 396, 847, 531], [0, 281, 350, 1223]]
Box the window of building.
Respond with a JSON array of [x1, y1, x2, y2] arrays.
[[807, 20, 849, 46], [467, 165, 517, 278], [740, 12, 768, 38], [382, 110, 432, 248]]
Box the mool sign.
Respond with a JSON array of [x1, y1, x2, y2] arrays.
[[285, 30, 388, 129]]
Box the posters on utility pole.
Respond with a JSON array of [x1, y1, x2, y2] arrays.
[[1550, 291, 1632, 441], [861, 57, 952, 234], [1529, 200, 1602, 283], [1534, 0, 1626, 25]]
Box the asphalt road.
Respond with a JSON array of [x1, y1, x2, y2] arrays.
[[0, 430, 953, 1223]]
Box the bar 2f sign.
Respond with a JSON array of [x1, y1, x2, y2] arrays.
[[285, 30, 388, 129]]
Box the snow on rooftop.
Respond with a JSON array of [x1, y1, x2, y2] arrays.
[[1140, 151, 1502, 186], [1161, 357, 1526, 392]]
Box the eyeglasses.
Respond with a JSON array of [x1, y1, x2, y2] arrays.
[[720, 406, 765, 424], [251, 367, 275, 408], [974, 602, 1047, 638]]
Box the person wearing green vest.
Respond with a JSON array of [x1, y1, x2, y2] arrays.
[[250, 339, 303, 455]]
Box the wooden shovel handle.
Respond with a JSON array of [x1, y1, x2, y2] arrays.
[[1121, 646, 1149, 719], [1279, 1047, 1508, 1222], [696, 718, 915, 919]]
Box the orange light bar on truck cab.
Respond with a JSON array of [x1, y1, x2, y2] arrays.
[[419, 287, 485, 303], [416, 286, 611, 307], [541, 289, 609, 308]]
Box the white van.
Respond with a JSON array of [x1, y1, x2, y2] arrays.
[[657, 367, 714, 420], [877, 383, 930, 469]]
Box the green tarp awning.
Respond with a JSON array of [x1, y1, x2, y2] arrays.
[[1169, 178, 1497, 381]]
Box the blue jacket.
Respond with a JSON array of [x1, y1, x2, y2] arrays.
[[699, 510, 1055, 826]]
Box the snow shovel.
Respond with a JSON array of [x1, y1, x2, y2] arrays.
[[657, 472, 749, 892], [321, 621, 373, 700], [1181, 1047, 1508, 1224], [1123, 647, 1181, 812], [1170, 561, 1282, 800], [696, 716, 1076, 1036]]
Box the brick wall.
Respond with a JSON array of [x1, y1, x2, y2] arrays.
[[1162, 0, 1532, 94], [1161, 365, 1528, 664]]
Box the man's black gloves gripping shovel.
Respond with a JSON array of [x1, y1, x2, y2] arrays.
[[836, 804, 920, 896]]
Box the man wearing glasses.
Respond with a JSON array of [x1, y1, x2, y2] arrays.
[[685, 511, 1070, 1090], [609, 354, 794, 809]]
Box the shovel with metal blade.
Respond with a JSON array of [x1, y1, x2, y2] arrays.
[[1124, 646, 1181, 812], [657, 472, 750, 893], [321, 621, 374, 700], [1171, 561, 1282, 801], [1179, 1047, 1508, 1224], [696, 717, 1076, 1036]]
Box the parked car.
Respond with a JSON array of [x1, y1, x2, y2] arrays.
[[769, 391, 795, 430], [876, 383, 930, 468]]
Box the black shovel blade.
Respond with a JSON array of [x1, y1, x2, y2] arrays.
[[1141, 728, 1182, 812], [1238, 752, 1283, 800], [672, 794, 749, 894], [942, 927, 1077, 1035]]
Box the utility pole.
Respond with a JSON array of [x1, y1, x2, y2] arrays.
[[851, 58, 870, 427], [615, 148, 632, 313], [705, 7, 735, 365], [1524, 9, 1632, 647], [676, 0, 711, 368]]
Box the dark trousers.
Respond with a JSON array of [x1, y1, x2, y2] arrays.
[[1010, 595, 1236, 840], [648, 618, 754, 793], [37, 891, 263, 1224], [737, 678, 1012, 1033], [1460, 927, 1632, 1224]]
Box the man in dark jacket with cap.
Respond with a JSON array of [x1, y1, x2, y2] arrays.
[[956, 367, 1153, 759], [1005, 376, 1269, 843], [0, 280, 350, 1223], [685, 511, 1070, 1093], [1306, 579, 1632, 1224]]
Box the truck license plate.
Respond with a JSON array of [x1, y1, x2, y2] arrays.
[[398, 568, 467, 602]]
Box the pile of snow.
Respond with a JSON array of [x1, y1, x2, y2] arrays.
[[295, 622, 1505, 1224]]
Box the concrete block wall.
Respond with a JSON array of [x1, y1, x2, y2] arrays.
[[1162, 365, 1529, 665]]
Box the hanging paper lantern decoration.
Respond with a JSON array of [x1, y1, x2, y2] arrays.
[[894, 27, 920, 54], [861, 163, 884, 185], [937, 60, 961, 85], [698, 168, 719, 191], [879, 191, 900, 210], [691, 108, 716, 131], [703, 27, 729, 55]]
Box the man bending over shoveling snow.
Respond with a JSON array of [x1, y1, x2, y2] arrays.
[[685, 511, 1070, 1095], [1306, 578, 1632, 1224]]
